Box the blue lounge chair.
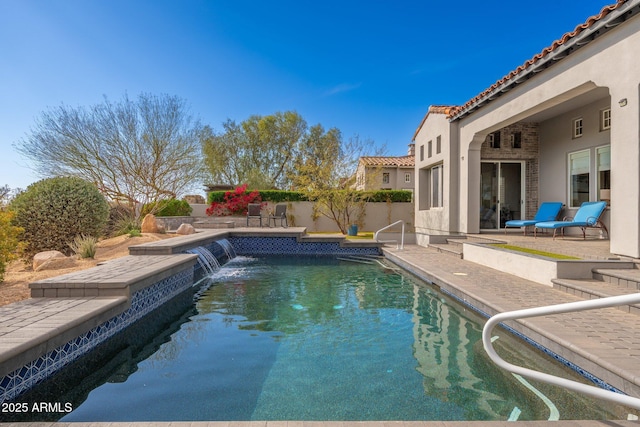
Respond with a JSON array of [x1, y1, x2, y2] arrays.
[[534, 201, 608, 239], [504, 202, 563, 235]]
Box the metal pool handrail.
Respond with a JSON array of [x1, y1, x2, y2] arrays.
[[374, 220, 404, 250], [482, 293, 640, 410]]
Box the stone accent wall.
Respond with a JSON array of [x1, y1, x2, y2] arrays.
[[481, 122, 540, 219]]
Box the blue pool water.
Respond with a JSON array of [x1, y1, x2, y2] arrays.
[[49, 256, 627, 421]]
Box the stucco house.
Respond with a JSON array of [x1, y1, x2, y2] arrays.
[[413, 0, 640, 258], [355, 144, 415, 191]]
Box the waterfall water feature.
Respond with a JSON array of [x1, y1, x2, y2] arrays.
[[187, 246, 222, 276], [218, 238, 237, 260], [186, 240, 238, 277]]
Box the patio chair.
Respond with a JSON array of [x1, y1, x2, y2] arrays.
[[246, 203, 264, 227], [534, 201, 608, 239], [504, 202, 563, 235], [268, 204, 288, 228]]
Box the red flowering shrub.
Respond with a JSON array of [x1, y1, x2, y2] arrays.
[[206, 184, 264, 216]]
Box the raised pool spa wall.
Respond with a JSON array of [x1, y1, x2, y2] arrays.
[[0, 228, 383, 404]]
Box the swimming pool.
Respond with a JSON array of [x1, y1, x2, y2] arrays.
[[10, 256, 631, 421]]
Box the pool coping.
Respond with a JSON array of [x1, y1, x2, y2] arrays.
[[128, 228, 384, 256], [1, 255, 198, 380]]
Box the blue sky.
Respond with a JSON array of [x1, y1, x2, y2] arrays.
[[0, 0, 611, 192]]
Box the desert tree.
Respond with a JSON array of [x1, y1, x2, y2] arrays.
[[298, 134, 386, 234], [202, 111, 307, 189], [290, 124, 342, 191], [15, 93, 207, 211]]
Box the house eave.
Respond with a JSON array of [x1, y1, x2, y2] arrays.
[[449, 0, 640, 122]]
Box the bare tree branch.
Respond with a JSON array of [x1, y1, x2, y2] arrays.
[[15, 93, 207, 210]]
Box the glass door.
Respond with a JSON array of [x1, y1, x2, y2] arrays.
[[480, 162, 524, 230]]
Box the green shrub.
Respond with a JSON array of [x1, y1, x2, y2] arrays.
[[208, 189, 412, 204], [111, 214, 141, 237], [128, 228, 141, 237], [361, 190, 413, 203], [257, 190, 310, 202], [68, 234, 98, 259], [140, 198, 192, 217], [105, 204, 135, 236], [10, 177, 109, 258], [0, 210, 23, 282]]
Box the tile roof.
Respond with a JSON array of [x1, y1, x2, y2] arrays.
[[448, 0, 634, 121], [410, 0, 634, 141], [412, 105, 457, 141], [359, 155, 415, 167]]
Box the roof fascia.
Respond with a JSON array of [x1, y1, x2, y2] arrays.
[[449, 0, 640, 122]]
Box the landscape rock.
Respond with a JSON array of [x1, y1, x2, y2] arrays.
[[33, 251, 76, 271], [141, 214, 165, 233], [176, 223, 196, 235]]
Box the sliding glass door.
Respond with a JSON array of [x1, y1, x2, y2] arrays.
[[480, 162, 525, 230]]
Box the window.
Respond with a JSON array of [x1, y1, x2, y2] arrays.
[[597, 145, 611, 203], [436, 136, 441, 154], [419, 145, 424, 162], [489, 131, 500, 148], [405, 173, 411, 183], [382, 173, 390, 184], [511, 132, 521, 149], [573, 118, 583, 138], [427, 140, 432, 158], [429, 165, 443, 208], [569, 149, 590, 207], [601, 108, 611, 131]]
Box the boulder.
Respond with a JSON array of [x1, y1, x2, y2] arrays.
[[33, 250, 76, 271], [176, 223, 196, 235], [141, 214, 165, 233]]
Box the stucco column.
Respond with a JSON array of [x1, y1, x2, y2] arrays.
[[609, 87, 640, 257], [460, 142, 482, 234]]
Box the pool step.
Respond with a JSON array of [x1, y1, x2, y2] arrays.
[[428, 235, 507, 259], [428, 238, 467, 258], [337, 254, 384, 264], [552, 264, 640, 315]]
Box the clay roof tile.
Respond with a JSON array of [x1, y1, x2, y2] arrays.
[[448, 0, 628, 119]]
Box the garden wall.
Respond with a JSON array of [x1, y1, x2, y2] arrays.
[[187, 201, 414, 232]]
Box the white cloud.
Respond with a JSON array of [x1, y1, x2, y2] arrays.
[[323, 82, 362, 96]]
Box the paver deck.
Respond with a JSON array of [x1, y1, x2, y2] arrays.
[[383, 244, 640, 399]]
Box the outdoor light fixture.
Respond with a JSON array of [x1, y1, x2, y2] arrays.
[[619, 98, 628, 107]]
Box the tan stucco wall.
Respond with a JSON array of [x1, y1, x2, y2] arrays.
[[191, 202, 414, 233], [278, 201, 414, 232], [414, 111, 457, 238]]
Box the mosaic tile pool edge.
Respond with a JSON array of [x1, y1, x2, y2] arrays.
[[0, 268, 193, 404], [228, 236, 382, 257]]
